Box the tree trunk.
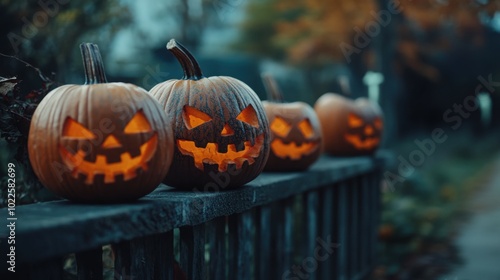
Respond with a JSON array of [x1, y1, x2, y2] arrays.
[[372, 0, 403, 147]]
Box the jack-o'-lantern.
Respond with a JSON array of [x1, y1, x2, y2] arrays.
[[28, 43, 173, 203], [314, 93, 383, 156], [149, 39, 270, 189], [261, 74, 322, 171]]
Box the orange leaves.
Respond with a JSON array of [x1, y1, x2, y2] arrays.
[[272, 0, 377, 64], [401, 0, 485, 33], [239, 0, 497, 65]]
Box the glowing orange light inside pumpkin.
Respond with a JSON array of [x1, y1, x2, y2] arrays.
[[236, 105, 259, 128], [183, 105, 212, 129], [178, 104, 263, 171], [348, 113, 364, 127], [364, 125, 374, 136], [60, 111, 158, 184], [177, 134, 264, 172], [102, 135, 122, 149], [270, 139, 317, 160], [269, 117, 318, 160], [221, 124, 234, 136], [344, 135, 380, 150], [297, 119, 314, 139], [124, 111, 153, 133], [374, 118, 383, 129], [63, 117, 96, 140], [60, 135, 158, 184], [270, 117, 291, 137], [344, 114, 382, 150]]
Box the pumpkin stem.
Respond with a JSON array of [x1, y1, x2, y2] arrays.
[[80, 43, 108, 84], [167, 39, 204, 80], [261, 73, 284, 102]]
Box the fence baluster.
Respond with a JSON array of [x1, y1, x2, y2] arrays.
[[361, 173, 371, 275], [303, 191, 319, 280], [372, 171, 382, 267], [209, 216, 226, 279], [122, 232, 172, 280], [228, 211, 254, 280], [20, 258, 64, 280], [76, 247, 103, 280], [113, 241, 130, 280], [255, 206, 271, 279], [4, 155, 390, 280], [337, 181, 348, 280], [180, 224, 206, 280], [319, 186, 335, 280]]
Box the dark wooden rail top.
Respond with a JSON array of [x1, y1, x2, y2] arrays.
[[0, 153, 389, 266]]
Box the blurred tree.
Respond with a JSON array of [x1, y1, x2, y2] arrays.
[[397, 1, 500, 132], [148, 0, 212, 50], [236, 0, 377, 64], [233, 0, 287, 60], [0, 0, 131, 82], [236, 0, 500, 138]]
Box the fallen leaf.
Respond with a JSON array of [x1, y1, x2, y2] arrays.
[[0, 76, 20, 96]]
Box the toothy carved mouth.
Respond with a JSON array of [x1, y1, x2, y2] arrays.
[[59, 134, 158, 185], [344, 134, 380, 150], [177, 134, 264, 172], [271, 139, 318, 160]]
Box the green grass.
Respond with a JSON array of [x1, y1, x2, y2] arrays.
[[377, 129, 500, 278]]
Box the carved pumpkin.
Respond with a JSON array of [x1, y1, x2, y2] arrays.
[[149, 39, 270, 189], [28, 43, 173, 203], [261, 74, 322, 171], [314, 93, 383, 156]]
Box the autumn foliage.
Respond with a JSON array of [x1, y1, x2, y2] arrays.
[[238, 0, 500, 75]]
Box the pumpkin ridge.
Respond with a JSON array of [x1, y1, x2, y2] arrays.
[[219, 76, 269, 140], [220, 77, 255, 144]]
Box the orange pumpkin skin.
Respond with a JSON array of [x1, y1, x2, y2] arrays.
[[314, 93, 383, 156], [150, 40, 270, 189], [28, 43, 173, 203], [263, 101, 322, 171]]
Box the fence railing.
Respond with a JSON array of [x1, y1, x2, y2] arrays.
[[1, 153, 389, 280]]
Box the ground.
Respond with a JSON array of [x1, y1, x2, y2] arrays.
[[441, 156, 500, 280]]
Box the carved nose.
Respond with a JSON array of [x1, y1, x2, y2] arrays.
[[221, 123, 235, 136], [364, 125, 374, 136], [102, 135, 122, 149]]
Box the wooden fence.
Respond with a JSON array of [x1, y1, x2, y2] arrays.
[[1, 154, 389, 280]]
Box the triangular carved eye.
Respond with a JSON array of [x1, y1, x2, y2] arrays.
[[374, 118, 383, 129], [102, 135, 122, 148], [270, 117, 291, 137], [236, 105, 259, 128], [63, 117, 96, 139], [124, 110, 152, 133], [298, 119, 315, 139], [348, 113, 364, 128], [183, 105, 212, 129], [221, 123, 234, 136]]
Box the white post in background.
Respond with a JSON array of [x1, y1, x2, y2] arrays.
[[363, 71, 384, 104], [477, 92, 492, 128], [337, 75, 351, 95]]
